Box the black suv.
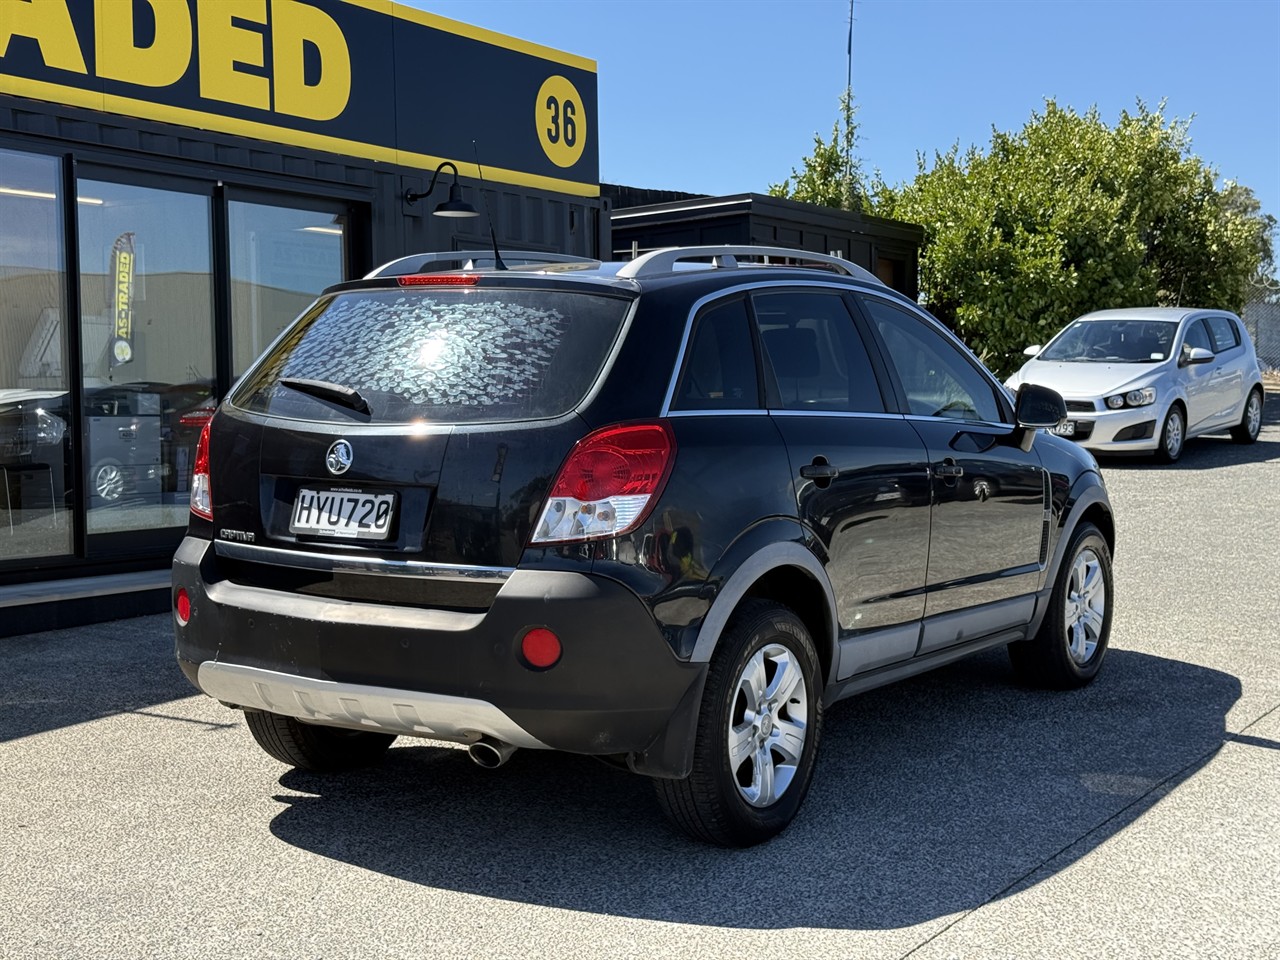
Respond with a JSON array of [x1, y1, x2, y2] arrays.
[[173, 245, 1114, 847]]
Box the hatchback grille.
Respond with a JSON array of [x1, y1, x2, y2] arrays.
[[1065, 400, 1096, 413]]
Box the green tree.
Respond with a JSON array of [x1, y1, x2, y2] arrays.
[[871, 100, 1274, 374], [769, 88, 867, 212]]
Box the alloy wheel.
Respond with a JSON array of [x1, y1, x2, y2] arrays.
[[1247, 393, 1262, 438], [727, 642, 809, 808], [1164, 410, 1184, 459], [1065, 548, 1106, 664]]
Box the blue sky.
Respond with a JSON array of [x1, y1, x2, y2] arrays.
[[414, 0, 1280, 230]]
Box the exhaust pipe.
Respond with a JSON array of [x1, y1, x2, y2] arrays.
[[468, 736, 517, 769]]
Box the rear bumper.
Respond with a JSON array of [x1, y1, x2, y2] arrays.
[[172, 536, 704, 766]]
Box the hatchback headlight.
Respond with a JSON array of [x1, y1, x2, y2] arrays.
[[35, 409, 66, 445], [1105, 387, 1155, 409]]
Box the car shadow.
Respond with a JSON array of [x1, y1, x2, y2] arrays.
[[267, 647, 1240, 931], [1097, 387, 1280, 472]]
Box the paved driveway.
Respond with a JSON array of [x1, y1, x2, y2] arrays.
[[2, 394, 1278, 959]]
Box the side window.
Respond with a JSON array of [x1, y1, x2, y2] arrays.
[[752, 291, 884, 413], [1182, 319, 1213, 354], [671, 297, 760, 410], [1204, 316, 1241, 353], [860, 296, 1002, 423]]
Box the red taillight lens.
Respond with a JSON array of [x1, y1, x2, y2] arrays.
[[190, 421, 212, 520], [396, 274, 480, 286], [178, 403, 216, 428], [175, 587, 191, 625], [531, 423, 675, 545], [520, 628, 562, 669]]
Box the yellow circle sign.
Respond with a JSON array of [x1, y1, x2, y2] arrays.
[[536, 75, 586, 169]]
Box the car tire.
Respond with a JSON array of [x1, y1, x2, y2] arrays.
[[1009, 522, 1112, 689], [1230, 389, 1263, 444], [244, 710, 397, 771], [1155, 404, 1185, 463], [90, 458, 126, 502], [654, 600, 823, 848]]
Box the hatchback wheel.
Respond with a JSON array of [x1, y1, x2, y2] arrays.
[[91, 459, 125, 501], [1230, 389, 1263, 444], [654, 600, 822, 847], [245, 710, 397, 771], [1155, 405, 1185, 463], [1009, 522, 1112, 689]]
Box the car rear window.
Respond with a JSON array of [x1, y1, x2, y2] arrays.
[[230, 287, 632, 424]]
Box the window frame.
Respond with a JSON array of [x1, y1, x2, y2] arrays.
[[669, 294, 764, 413]]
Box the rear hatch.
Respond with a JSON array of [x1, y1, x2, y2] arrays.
[[209, 277, 635, 609]]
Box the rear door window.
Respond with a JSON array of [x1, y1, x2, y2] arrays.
[[231, 287, 632, 423], [751, 290, 885, 413]]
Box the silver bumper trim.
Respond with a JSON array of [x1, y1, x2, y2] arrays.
[[196, 661, 548, 748], [213, 540, 513, 583]]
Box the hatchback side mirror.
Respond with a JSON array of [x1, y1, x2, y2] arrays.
[[1180, 346, 1214, 367], [1023, 345, 1043, 357]]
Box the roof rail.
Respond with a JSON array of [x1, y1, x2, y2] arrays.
[[614, 245, 884, 285], [366, 250, 599, 279]]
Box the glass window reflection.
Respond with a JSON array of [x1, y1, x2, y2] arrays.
[[229, 201, 345, 377], [77, 180, 215, 539], [0, 149, 73, 561]]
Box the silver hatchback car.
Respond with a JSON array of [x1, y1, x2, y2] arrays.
[[1006, 307, 1265, 462]]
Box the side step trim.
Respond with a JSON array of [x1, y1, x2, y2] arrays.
[[197, 661, 549, 749]]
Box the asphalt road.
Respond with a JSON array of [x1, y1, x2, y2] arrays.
[[2, 395, 1278, 960]]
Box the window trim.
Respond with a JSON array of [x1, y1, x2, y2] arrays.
[[668, 293, 763, 413]]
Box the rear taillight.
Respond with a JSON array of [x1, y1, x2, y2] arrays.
[[190, 421, 212, 520], [530, 423, 675, 545]]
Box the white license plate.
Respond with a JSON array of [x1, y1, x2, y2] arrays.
[[290, 488, 395, 540], [1051, 420, 1076, 437]]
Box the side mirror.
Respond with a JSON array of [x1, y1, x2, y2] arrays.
[[1023, 345, 1043, 357], [1015, 382, 1067, 428], [1181, 346, 1214, 366], [1010, 383, 1067, 453]]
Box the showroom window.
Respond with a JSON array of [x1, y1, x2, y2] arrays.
[[0, 148, 73, 562], [76, 178, 215, 542], [229, 200, 347, 378]]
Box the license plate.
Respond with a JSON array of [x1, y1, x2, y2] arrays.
[[1051, 420, 1076, 437], [290, 488, 395, 540]]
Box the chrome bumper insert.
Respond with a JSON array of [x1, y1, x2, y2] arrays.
[[196, 661, 548, 748]]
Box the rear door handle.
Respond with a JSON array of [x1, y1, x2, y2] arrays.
[[800, 463, 839, 480]]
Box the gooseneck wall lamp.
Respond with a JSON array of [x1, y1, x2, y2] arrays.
[[403, 161, 479, 218]]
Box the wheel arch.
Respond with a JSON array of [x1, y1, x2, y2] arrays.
[[690, 537, 838, 685], [1029, 474, 1114, 636]]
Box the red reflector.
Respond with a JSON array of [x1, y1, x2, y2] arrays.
[[396, 274, 480, 286], [550, 423, 674, 502], [521, 628, 562, 669], [175, 587, 191, 624]]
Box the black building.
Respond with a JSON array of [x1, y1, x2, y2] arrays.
[[608, 190, 922, 299], [0, 0, 605, 623]]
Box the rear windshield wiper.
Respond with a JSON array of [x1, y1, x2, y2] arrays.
[[278, 377, 371, 415]]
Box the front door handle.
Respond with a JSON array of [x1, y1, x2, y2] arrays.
[[934, 459, 964, 478]]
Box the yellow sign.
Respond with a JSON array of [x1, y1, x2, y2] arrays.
[[536, 75, 586, 169]]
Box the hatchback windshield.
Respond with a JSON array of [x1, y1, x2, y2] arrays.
[[1038, 319, 1178, 364], [231, 287, 632, 423]]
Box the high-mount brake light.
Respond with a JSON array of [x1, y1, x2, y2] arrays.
[[530, 423, 675, 545], [396, 274, 480, 286], [190, 421, 212, 520]]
